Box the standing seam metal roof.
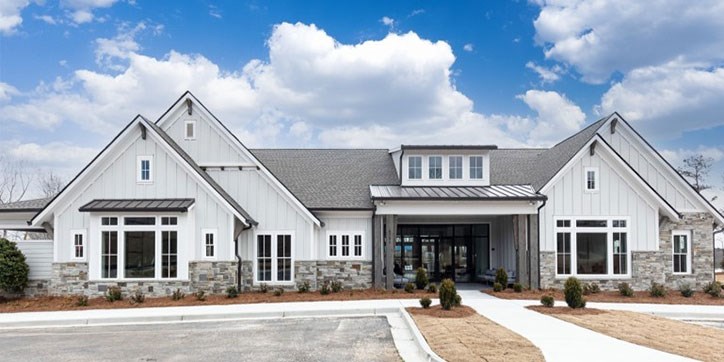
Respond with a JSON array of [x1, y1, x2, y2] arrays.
[[369, 185, 545, 200]]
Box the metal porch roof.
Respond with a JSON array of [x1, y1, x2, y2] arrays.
[[79, 199, 196, 212], [369, 185, 546, 201]]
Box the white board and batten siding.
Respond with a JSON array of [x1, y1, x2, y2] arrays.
[[16, 240, 53, 279], [316, 212, 373, 261], [539, 146, 659, 252]]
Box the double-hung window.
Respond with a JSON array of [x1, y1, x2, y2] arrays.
[[408, 156, 422, 179], [554, 217, 630, 277], [672, 230, 691, 274], [71, 230, 86, 260], [100, 217, 119, 279], [203, 229, 216, 258], [584, 167, 598, 192], [161, 218, 178, 278], [256, 232, 293, 283], [428, 156, 442, 179], [469, 156, 483, 179], [137, 156, 153, 183], [327, 232, 364, 258], [449, 156, 463, 179]]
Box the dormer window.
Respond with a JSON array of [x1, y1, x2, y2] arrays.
[[449, 156, 463, 179], [408, 156, 422, 179], [585, 167, 599, 192], [184, 120, 196, 140], [429, 156, 442, 179], [470, 156, 483, 179]]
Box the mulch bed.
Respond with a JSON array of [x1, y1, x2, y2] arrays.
[[0, 289, 434, 313], [407, 305, 477, 318], [485, 288, 724, 305], [527, 305, 608, 316]]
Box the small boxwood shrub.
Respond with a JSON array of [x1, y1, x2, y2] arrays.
[[297, 281, 310, 293], [320, 281, 331, 295], [703, 281, 722, 297], [194, 290, 207, 301], [259, 283, 268, 293], [171, 288, 185, 301], [493, 282, 503, 292], [130, 290, 145, 304], [419, 296, 432, 309], [564, 277, 586, 309], [226, 286, 239, 298], [678, 282, 694, 298], [273, 288, 284, 297], [415, 267, 429, 290], [540, 295, 554, 308], [330, 280, 343, 293], [649, 282, 667, 298], [495, 268, 508, 290], [438, 278, 458, 310], [454, 293, 462, 307], [105, 286, 122, 302], [427, 284, 437, 293], [618, 282, 634, 297], [75, 295, 89, 307], [0, 238, 29, 293], [513, 283, 523, 293], [404, 282, 415, 293], [583, 282, 601, 295]]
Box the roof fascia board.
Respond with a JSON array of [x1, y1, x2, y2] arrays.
[[157, 92, 321, 226]]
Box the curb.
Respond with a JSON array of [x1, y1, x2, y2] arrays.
[[398, 308, 445, 362]]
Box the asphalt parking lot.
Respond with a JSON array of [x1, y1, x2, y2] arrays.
[[0, 316, 401, 362]]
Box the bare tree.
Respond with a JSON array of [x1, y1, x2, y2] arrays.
[[0, 155, 32, 205], [677, 154, 713, 192], [37, 170, 65, 198]]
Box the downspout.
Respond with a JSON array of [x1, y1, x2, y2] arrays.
[[536, 198, 547, 290], [371, 204, 377, 288], [398, 147, 405, 183], [236, 223, 253, 292]]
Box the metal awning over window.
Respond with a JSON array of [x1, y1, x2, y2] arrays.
[[79, 199, 195, 213]]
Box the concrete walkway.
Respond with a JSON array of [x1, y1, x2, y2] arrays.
[[458, 290, 697, 362]]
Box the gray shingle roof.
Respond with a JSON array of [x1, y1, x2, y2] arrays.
[[0, 197, 52, 212], [250, 149, 400, 209]]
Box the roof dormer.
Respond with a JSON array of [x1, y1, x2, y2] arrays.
[[394, 145, 496, 186]]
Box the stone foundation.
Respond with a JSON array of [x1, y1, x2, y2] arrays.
[[540, 213, 716, 291], [294, 260, 372, 290], [188, 261, 237, 294]]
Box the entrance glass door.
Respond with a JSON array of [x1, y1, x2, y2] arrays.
[[420, 237, 438, 280], [439, 237, 454, 280]]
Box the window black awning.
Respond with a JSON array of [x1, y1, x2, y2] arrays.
[[79, 199, 195, 213]]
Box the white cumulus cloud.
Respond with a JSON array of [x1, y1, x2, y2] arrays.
[[517, 90, 586, 146], [0, 0, 30, 35]]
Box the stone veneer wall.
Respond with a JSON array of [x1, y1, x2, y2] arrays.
[[293, 261, 373, 291], [188, 261, 237, 294], [539, 213, 715, 291], [1, 280, 49, 298]]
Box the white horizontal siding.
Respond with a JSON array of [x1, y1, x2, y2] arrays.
[[16, 241, 53, 279]]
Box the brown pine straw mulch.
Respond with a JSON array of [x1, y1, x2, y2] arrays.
[[486, 288, 724, 305], [0, 289, 433, 313], [408, 305, 545, 362], [530, 306, 724, 362]]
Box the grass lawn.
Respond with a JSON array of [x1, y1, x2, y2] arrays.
[[0, 288, 433, 313], [486, 288, 724, 305], [530, 306, 724, 362], [409, 305, 544, 362]]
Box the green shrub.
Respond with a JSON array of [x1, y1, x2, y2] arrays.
[[492, 282, 503, 292], [703, 281, 722, 297], [226, 286, 239, 298], [649, 282, 667, 298], [0, 238, 29, 293], [563, 277, 586, 309], [259, 283, 268, 293], [495, 268, 508, 289], [171, 288, 185, 301], [130, 290, 145, 304], [438, 278, 458, 310], [297, 281, 310, 293], [618, 282, 634, 297], [330, 280, 343, 293], [404, 282, 415, 293], [105, 286, 122, 302], [415, 267, 429, 290], [678, 282, 694, 298], [540, 295, 554, 308], [427, 284, 437, 293], [194, 290, 207, 301], [583, 282, 601, 295], [273, 288, 284, 297], [454, 293, 462, 307], [419, 296, 432, 309], [513, 283, 523, 293], [320, 281, 331, 295], [75, 295, 89, 307]]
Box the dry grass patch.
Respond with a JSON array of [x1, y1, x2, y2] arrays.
[[409, 306, 544, 362], [717, 272, 724, 283], [532, 307, 724, 362], [486, 288, 724, 305]]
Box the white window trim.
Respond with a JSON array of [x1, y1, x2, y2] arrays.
[[137, 155, 154, 184], [202, 228, 217, 259], [70, 229, 86, 261], [469, 155, 484, 180], [428, 155, 443, 180], [253, 231, 295, 285], [553, 216, 631, 279], [448, 155, 464, 180], [326, 231, 366, 260], [184, 120, 196, 140], [584, 167, 599, 192], [672, 230, 692, 275], [408, 156, 422, 180]]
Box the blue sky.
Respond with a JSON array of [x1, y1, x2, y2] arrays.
[[2, 1, 724, 197]]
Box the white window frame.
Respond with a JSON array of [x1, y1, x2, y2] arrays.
[[408, 156, 422, 180], [553, 216, 631, 279], [326, 231, 365, 260], [253, 231, 295, 284], [449, 155, 463, 180], [137, 155, 154, 184], [202, 229, 217, 259], [184, 120, 196, 140], [672, 230, 692, 274], [71, 229, 86, 260], [469, 155, 484, 180], [584, 167, 599, 192], [428, 155, 443, 180]]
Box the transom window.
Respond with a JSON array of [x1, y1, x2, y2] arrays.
[[137, 156, 153, 183], [428, 156, 442, 179], [585, 167, 599, 191], [469, 156, 484, 179], [327, 232, 364, 258], [256, 232, 294, 283], [672, 230, 691, 274], [408, 156, 422, 179], [449, 156, 463, 179], [555, 217, 630, 277]]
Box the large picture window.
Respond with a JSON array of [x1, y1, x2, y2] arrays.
[[555, 217, 630, 277], [256, 232, 294, 283], [327, 232, 365, 259]]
